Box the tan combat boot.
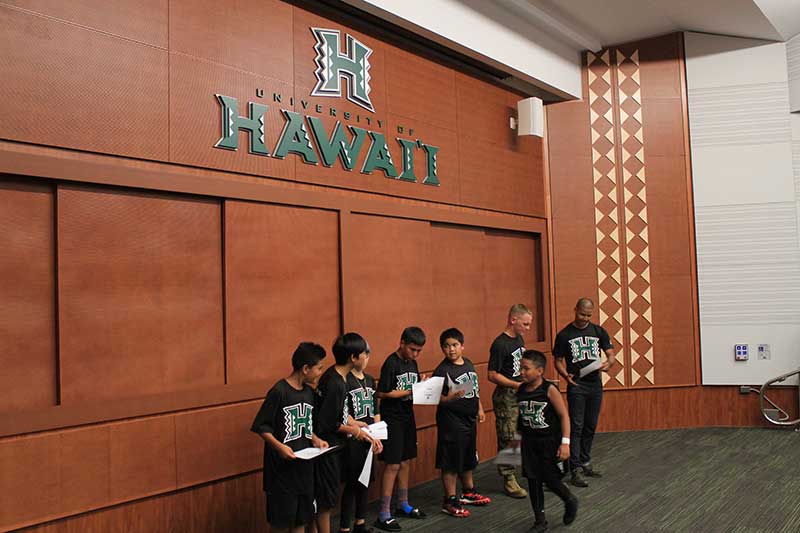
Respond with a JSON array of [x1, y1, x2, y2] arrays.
[[503, 474, 528, 498]]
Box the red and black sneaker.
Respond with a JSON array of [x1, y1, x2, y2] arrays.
[[459, 488, 491, 506], [441, 496, 470, 517]]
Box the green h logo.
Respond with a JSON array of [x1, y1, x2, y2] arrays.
[[349, 388, 374, 420], [455, 372, 480, 399], [568, 337, 599, 363], [396, 372, 418, 391], [214, 94, 269, 155], [283, 403, 313, 443], [311, 28, 374, 112], [519, 400, 548, 429]]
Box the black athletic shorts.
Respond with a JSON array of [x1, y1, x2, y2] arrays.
[[314, 450, 342, 510], [436, 424, 478, 473], [379, 419, 417, 464], [266, 491, 315, 529]]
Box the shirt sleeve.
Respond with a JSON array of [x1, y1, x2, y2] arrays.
[[433, 363, 448, 395], [378, 358, 395, 393], [317, 380, 346, 435], [552, 331, 566, 358], [250, 388, 279, 435], [598, 326, 614, 350], [488, 339, 503, 372]]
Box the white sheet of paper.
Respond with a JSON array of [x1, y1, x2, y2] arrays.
[[412, 376, 444, 405], [579, 358, 604, 377], [364, 421, 388, 440], [358, 445, 374, 487], [447, 374, 474, 397], [494, 446, 522, 466], [294, 445, 339, 460]]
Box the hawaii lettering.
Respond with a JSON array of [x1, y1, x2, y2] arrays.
[[214, 94, 440, 186]]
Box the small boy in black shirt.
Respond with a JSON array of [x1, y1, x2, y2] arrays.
[[375, 326, 428, 531], [315, 333, 379, 533], [433, 328, 490, 518], [518, 350, 578, 531], [341, 336, 383, 533], [250, 342, 329, 533]]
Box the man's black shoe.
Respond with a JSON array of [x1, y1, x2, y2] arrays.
[[582, 465, 602, 478], [374, 518, 402, 531], [563, 496, 579, 525], [570, 471, 589, 488]]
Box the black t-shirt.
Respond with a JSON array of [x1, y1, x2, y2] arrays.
[[315, 366, 350, 446], [433, 357, 480, 432], [488, 333, 525, 382], [346, 372, 379, 425], [378, 352, 419, 423], [517, 380, 560, 438], [552, 322, 613, 383], [250, 379, 315, 495]]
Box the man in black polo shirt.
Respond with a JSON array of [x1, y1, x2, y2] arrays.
[[553, 298, 616, 488]]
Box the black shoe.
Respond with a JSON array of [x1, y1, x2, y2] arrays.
[[394, 507, 427, 519], [529, 521, 549, 532], [374, 518, 402, 531], [353, 524, 374, 533], [582, 465, 602, 478], [563, 496, 579, 525], [570, 471, 589, 488]]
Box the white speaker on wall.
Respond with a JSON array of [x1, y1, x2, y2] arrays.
[[516, 97, 544, 137]]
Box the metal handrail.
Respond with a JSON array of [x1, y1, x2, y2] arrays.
[[758, 369, 800, 427]]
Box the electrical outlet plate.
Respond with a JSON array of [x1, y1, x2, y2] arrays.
[[757, 344, 770, 360], [734, 344, 749, 361]]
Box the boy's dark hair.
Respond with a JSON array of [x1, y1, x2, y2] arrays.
[[291, 342, 326, 370], [400, 326, 426, 346], [439, 327, 464, 348], [332, 332, 368, 365], [522, 349, 547, 369]]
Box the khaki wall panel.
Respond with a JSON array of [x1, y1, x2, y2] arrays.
[[483, 229, 539, 343], [110, 416, 177, 502], [57, 186, 224, 403], [0, 434, 61, 531], [347, 214, 435, 369], [0, 181, 56, 412], [385, 45, 458, 132], [225, 201, 340, 384], [175, 402, 262, 488], [170, 0, 293, 83], [429, 223, 488, 363], [0, 6, 169, 160], [59, 425, 111, 517], [6, 0, 168, 47], [169, 53, 295, 181]]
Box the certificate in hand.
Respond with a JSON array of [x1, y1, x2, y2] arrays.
[[579, 358, 604, 377], [412, 376, 444, 405], [446, 374, 474, 397], [294, 445, 339, 460], [364, 421, 388, 440]]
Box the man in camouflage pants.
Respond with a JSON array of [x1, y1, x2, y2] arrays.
[[487, 304, 533, 498]]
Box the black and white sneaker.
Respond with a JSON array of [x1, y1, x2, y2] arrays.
[[374, 517, 402, 531]]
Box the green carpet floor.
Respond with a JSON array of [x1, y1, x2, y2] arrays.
[[357, 427, 800, 532]]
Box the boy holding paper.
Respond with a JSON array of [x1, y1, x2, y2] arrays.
[[375, 327, 428, 531], [341, 336, 383, 533], [433, 328, 490, 518], [250, 342, 329, 533], [553, 298, 616, 488], [315, 333, 380, 533]]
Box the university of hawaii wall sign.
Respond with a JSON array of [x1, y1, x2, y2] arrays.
[[213, 27, 441, 186]]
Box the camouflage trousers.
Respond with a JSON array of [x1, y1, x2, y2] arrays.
[[492, 385, 520, 476]]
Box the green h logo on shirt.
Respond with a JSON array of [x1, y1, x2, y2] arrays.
[[396, 372, 418, 391], [455, 372, 480, 399], [283, 403, 313, 442], [350, 388, 374, 419], [568, 337, 600, 363], [519, 400, 549, 429], [311, 28, 374, 112]]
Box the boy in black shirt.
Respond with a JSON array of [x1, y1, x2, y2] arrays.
[[375, 326, 428, 531], [336, 334, 383, 533], [433, 328, 490, 518], [488, 303, 533, 498], [250, 342, 329, 533], [315, 333, 379, 533], [553, 298, 616, 488], [518, 350, 578, 531]]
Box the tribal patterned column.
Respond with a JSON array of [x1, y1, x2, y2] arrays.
[[586, 50, 626, 388], [615, 49, 655, 385]]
